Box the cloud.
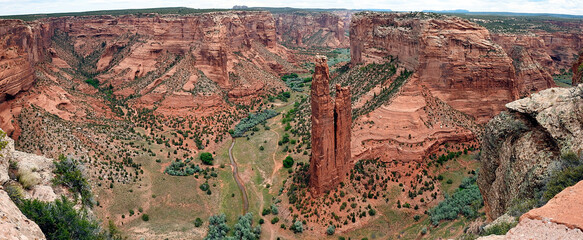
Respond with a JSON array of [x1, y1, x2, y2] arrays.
[[0, 0, 581, 16]]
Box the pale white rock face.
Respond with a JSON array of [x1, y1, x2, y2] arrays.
[[506, 84, 583, 154], [0, 190, 46, 240], [0, 131, 15, 184]]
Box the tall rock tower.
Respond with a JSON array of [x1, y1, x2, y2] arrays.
[[309, 56, 352, 195]]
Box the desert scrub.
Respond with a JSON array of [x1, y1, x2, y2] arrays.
[[232, 110, 278, 137], [17, 168, 40, 190], [429, 175, 483, 226], [18, 196, 103, 240], [481, 221, 517, 236], [53, 154, 94, 207]]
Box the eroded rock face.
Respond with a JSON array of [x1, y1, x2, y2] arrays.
[[0, 19, 53, 103], [478, 84, 583, 220], [350, 12, 518, 123], [309, 56, 352, 195], [275, 12, 348, 48], [492, 34, 556, 96]]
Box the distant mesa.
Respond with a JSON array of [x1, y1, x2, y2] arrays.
[[233, 5, 249, 9], [309, 55, 352, 195]]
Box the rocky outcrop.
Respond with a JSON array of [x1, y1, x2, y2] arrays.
[[309, 56, 352, 195], [573, 50, 583, 86], [0, 190, 46, 240], [275, 12, 348, 48], [350, 12, 518, 123], [0, 19, 53, 103], [521, 180, 583, 230], [478, 84, 583, 220], [478, 218, 583, 240], [478, 180, 583, 240]]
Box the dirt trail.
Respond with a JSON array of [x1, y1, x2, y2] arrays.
[[229, 138, 249, 213]]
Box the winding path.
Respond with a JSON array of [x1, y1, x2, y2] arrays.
[[229, 138, 249, 214]]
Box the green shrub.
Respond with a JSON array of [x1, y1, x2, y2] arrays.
[[262, 208, 271, 216], [292, 221, 304, 233], [283, 156, 294, 168], [195, 217, 203, 227], [271, 217, 280, 224], [165, 161, 202, 176], [232, 110, 278, 137], [85, 78, 99, 88], [141, 214, 149, 221], [429, 176, 483, 226], [326, 225, 335, 235], [53, 155, 94, 207], [205, 214, 229, 240], [200, 152, 214, 165], [18, 196, 103, 240], [542, 158, 583, 202], [481, 221, 517, 236]]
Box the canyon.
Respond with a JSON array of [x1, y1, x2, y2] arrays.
[[1, 7, 583, 240]]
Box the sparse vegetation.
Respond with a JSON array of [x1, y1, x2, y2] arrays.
[[53, 154, 94, 207], [429, 175, 483, 226]]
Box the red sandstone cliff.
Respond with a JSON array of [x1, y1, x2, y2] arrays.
[[0, 19, 53, 103], [492, 34, 557, 96], [310, 56, 352, 195], [573, 50, 583, 86], [275, 12, 348, 49], [350, 12, 518, 123], [0, 11, 299, 140]]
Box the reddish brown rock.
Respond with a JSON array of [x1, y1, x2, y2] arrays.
[[334, 84, 352, 179], [350, 12, 518, 123], [573, 50, 583, 86], [275, 12, 348, 48], [309, 56, 352, 195], [521, 180, 583, 230], [0, 19, 53, 103], [492, 34, 556, 96]]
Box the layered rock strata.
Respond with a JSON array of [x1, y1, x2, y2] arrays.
[[275, 12, 348, 48], [350, 12, 518, 123], [309, 56, 352, 195]]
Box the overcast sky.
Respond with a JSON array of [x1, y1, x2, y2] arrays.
[[0, 0, 581, 16]]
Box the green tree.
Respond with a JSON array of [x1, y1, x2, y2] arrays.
[[205, 214, 229, 240], [283, 156, 294, 168], [292, 221, 304, 233], [200, 152, 214, 165]]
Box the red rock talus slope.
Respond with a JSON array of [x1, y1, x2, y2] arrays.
[[274, 12, 348, 48], [573, 50, 583, 86], [350, 12, 518, 123], [309, 56, 352, 195], [0, 19, 53, 103]]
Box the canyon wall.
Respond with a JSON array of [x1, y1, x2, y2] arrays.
[[0, 19, 53, 103], [573, 50, 583, 86], [0, 11, 297, 140], [309, 56, 352, 195], [350, 12, 518, 123], [478, 84, 583, 220], [274, 12, 348, 49]]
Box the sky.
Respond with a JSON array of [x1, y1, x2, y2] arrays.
[[0, 0, 582, 16]]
